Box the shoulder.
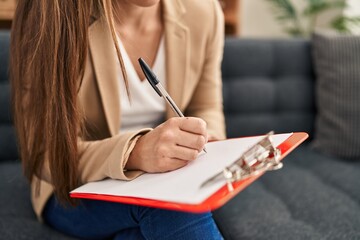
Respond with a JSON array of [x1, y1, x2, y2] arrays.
[[163, 0, 223, 33], [182, 0, 222, 16], [181, 0, 223, 28]]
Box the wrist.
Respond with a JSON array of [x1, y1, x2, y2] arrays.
[[125, 135, 145, 171]]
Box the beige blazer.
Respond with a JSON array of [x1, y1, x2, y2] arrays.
[[31, 0, 225, 220]]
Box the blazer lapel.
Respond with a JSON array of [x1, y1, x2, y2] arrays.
[[87, 1, 190, 134], [88, 17, 120, 136], [163, 0, 190, 119]]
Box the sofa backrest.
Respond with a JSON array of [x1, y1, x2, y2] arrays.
[[0, 30, 18, 161], [0, 31, 317, 162], [222, 38, 316, 138]]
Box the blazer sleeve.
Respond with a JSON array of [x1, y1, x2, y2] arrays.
[[38, 130, 151, 185], [185, 0, 226, 140], [76, 130, 150, 183]]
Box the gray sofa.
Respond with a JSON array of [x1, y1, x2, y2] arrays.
[[1, 30, 359, 239]]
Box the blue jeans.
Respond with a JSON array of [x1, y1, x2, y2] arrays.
[[43, 196, 223, 240]]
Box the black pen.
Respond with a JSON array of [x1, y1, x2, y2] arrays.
[[138, 58, 207, 153]]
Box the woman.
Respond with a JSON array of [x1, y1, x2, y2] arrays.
[[11, 0, 225, 239]]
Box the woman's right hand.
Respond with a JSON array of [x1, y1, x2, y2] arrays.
[[125, 117, 208, 173]]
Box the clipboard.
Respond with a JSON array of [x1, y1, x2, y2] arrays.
[[71, 132, 308, 213]]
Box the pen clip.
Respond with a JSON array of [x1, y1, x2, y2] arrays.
[[138, 58, 162, 97]]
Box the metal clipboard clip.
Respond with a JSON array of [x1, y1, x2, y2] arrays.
[[200, 131, 283, 192]]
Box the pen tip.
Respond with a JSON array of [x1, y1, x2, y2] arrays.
[[203, 148, 207, 153]]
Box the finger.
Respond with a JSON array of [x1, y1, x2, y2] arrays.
[[179, 117, 207, 135], [169, 144, 200, 161], [174, 130, 206, 152]]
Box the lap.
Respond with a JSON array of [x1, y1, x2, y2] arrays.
[[43, 196, 223, 240]]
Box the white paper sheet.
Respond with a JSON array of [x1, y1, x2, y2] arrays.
[[71, 133, 292, 204]]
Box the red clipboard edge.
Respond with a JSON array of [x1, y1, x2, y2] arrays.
[[71, 132, 309, 213]]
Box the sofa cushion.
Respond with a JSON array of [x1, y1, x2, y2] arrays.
[[0, 162, 76, 239], [222, 38, 315, 138], [0, 31, 18, 161], [213, 146, 360, 239], [311, 32, 360, 159]]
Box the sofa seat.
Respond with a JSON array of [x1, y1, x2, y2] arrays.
[[2, 146, 359, 239], [214, 146, 360, 239], [0, 162, 76, 239]]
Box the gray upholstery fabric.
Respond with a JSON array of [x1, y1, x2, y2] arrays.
[[311, 32, 360, 159], [0, 163, 77, 240], [0, 31, 18, 161], [213, 38, 360, 239], [222, 38, 315, 138], [214, 146, 360, 240]]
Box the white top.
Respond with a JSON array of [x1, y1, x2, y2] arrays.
[[117, 36, 166, 133]]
